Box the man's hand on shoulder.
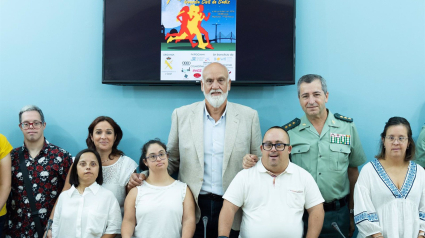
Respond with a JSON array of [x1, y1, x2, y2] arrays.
[[127, 173, 146, 190], [242, 154, 258, 169]]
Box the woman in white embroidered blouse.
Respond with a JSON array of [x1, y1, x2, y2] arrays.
[[354, 117, 425, 238], [121, 139, 196, 238], [52, 149, 122, 238], [86, 116, 138, 216]]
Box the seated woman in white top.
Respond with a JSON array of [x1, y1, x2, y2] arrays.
[[354, 117, 425, 238], [52, 149, 122, 238], [121, 139, 196, 238], [86, 116, 138, 216]]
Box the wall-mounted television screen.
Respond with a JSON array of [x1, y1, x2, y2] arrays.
[[103, 0, 295, 86]]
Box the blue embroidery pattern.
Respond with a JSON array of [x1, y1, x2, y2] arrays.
[[420, 211, 425, 221], [354, 211, 379, 224], [371, 159, 416, 199]]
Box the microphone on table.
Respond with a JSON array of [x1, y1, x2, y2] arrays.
[[203, 216, 208, 238], [331, 222, 347, 238]]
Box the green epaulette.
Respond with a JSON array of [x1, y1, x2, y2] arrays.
[[282, 118, 300, 131], [334, 113, 353, 122]]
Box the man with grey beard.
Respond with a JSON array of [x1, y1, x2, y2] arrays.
[[129, 62, 261, 238]]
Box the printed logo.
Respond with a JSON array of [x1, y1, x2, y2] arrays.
[[194, 73, 201, 78], [182, 61, 191, 66], [164, 57, 173, 70]]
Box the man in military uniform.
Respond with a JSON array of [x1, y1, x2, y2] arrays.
[[415, 125, 425, 167], [243, 74, 366, 237]]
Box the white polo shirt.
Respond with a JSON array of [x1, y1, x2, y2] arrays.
[[223, 161, 324, 238]]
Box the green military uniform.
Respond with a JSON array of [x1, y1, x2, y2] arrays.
[[283, 110, 366, 238], [415, 125, 425, 167]]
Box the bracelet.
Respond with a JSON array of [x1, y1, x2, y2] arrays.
[[218, 236, 229, 238], [45, 219, 53, 231]]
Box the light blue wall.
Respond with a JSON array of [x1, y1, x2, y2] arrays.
[[1, 1, 425, 167]]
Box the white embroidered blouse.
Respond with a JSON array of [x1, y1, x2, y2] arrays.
[[354, 159, 425, 238], [102, 155, 138, 215]]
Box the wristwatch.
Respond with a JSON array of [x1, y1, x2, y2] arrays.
[[349, 209, 354, 214]]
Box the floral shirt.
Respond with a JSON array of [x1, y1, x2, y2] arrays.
[[5, 139, 72, 238]]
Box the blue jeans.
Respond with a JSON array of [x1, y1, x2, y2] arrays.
[[193, 194, 239, 238]]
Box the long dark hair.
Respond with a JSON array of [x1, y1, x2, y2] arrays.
[[86, 116, 124, 161], [375, 116, 415, 161], [139, 139, 167, 171], [69, 149, 103, 187]]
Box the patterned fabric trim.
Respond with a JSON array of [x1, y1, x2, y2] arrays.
[[371, 159, 416, 199], [354, 211, 379, 224], [420, 211, 425, 221]]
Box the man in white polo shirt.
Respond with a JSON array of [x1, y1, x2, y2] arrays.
[[218, 126, 325, 238]]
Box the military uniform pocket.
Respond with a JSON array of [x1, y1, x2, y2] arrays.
[[329, 144, 350, 171]]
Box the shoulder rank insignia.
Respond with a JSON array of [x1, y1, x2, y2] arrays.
[[282, 118, 300, 131], [334, 113, 353, 123]]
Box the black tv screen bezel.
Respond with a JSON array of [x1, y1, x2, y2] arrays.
[[102, 0, 296, 86]]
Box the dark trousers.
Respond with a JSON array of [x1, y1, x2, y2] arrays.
[[0, 215, 6, 238], [303, 204, 349, 238], [193, 194, 239, 238]]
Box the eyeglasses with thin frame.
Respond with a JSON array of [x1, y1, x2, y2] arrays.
[[385, 136, 408, 143], [146, 152, 168, 162], [19, 121, 43, 129], [262, 142, 290, 151]]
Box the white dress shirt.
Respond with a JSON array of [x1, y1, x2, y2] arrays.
[[52, 182, 122, 238], [201, 103, 227, 195]]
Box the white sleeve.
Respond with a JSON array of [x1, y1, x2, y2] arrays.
[[418, 167, 425, 232], [354, 167, 382, 236], [303, 172, 324, 209], [222, 171, 245, 208], [122, 156, 138, 186], [104, 196, 123, 234], [52, 194, 63, 238]]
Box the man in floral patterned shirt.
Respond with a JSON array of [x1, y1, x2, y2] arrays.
[[5, 105, 73, 238]]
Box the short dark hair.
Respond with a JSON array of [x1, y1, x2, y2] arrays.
[[69, 149, 103, 187], [139, 139, 167, 171], [264, 126, 290, 143], [86, 116, 124, 161], [375, 117, 415, 161]]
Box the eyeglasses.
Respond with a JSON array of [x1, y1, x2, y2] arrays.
[[146, 152, 168, 162], [262, 142, 290, 151], [20, 121, 43, 129], [385, 136, 408, 143]]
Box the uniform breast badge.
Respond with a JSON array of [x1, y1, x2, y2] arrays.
[[330, 133, 351, 145]]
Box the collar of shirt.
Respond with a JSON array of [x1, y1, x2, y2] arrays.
[[69, 182, 101, 197], [21, 138, 50, 160], [257, 159, 294, 177], [298, 109, 341, 132], [204, 101, 228, 122]]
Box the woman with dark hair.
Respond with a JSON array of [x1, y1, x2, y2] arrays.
[[86, 116, 138, 217], [52, 149, 122, 238], [354, 117, 425, 238], [121, 139, 195, 238]]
